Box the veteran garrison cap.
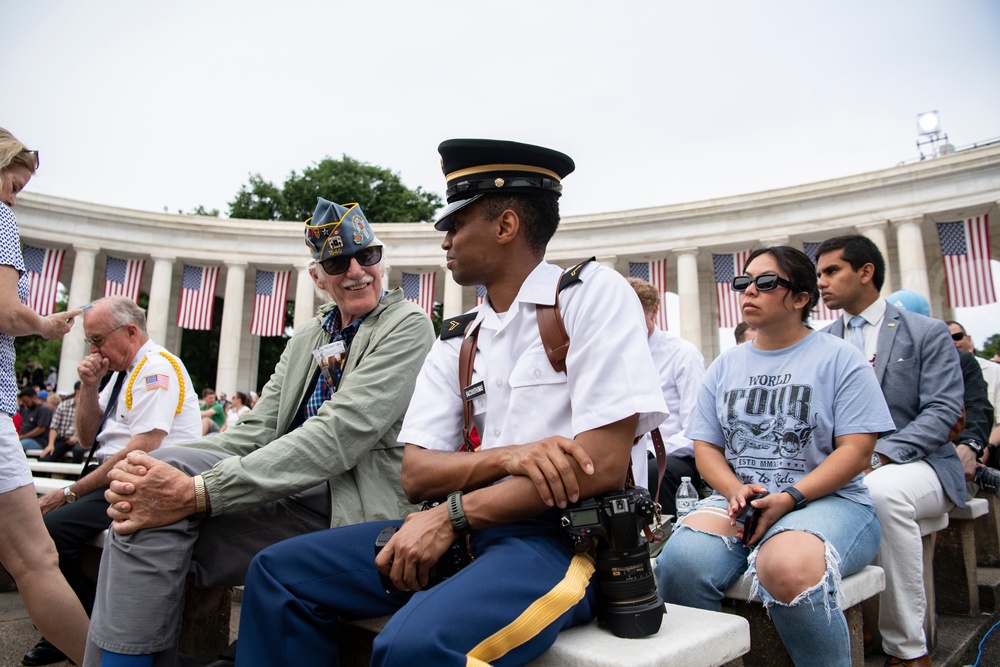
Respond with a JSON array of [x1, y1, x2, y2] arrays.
[[434, 139, 575, 231], [304, 198, 375, 261]]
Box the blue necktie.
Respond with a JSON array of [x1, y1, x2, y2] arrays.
[[849, 315, 866, 354]]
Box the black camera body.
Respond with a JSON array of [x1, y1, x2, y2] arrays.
[[559, 486, 665, 638], [373, 502, 472, 593]]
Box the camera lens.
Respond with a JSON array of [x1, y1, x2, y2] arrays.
[[595, 542, 664, 638]]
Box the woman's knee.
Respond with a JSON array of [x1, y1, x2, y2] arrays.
[[755, 531, 826, 604]]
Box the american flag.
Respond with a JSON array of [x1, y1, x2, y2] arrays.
[[713, 251, 751, 328], [145, 374, 170, 391], [103, 256, 146, 303], [936, 215, 995, 307], [802, 242, 841, 322], [476, 284, 487, 306], [251, 269, 290, 337], [628, 259, 669, 329], [402, 271, 436, 318], [23, 245, 65, 315], [177, 264, 219, 330]]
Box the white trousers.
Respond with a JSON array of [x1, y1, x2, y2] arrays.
[[865, 461, 952, 660]]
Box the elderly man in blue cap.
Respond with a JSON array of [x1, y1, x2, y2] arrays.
[[231, 140, 667, 667], [81, 199, 434, 667]]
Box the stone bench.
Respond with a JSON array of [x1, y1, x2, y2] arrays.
[[975, 492, 1000, 567], [934, 497, 990, 615], [32, 476, 73, 495], [28, 460, 85, 477], [338, 604, 750, 667], [723, 564, 884, 667]]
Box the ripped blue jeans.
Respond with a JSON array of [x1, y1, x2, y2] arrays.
[[654, 494, 881, 667]]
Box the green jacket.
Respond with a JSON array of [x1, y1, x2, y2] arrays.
[[192, 288, 434, 526]]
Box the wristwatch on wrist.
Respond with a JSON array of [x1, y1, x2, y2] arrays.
[[957, 439, 986, 455], [447, 491, 471, 536], [63, 487, 77, 503], [870, 453, 884, 470], [783, 486, 808, 511]]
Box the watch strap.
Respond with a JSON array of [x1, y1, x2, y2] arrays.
[[447, 491, 471, 536], [958, 439, 986, 455], [784, 486, 808, 511], [63, 486, 77, 503]]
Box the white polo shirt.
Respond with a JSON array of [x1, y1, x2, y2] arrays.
[[95, 339, 202, 463]]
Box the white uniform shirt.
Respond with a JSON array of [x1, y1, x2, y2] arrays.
[[976, 356, 1000, 425], [630, 328, 705, 486], [95, 339, 202, 463], [399, 261, 667, 457]]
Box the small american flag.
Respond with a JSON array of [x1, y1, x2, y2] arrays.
[[104, 256, 146, 303], [628, 259, 669, 329], [251, 269, 290, 337], [476, 284, 487, 306], [402, 271, 436, 318], [23, 245, 65, 315], [145, 374, 170, 391], [936, 215, 995, 307], [802, 242, 841, 322], [713, 251, 751, 328], [177, 264, 220, 330]]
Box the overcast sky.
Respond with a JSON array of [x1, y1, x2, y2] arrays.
[[4, 1, 999, 344]]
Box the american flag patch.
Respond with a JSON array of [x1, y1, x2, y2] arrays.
[[145, 374, 170, 391]]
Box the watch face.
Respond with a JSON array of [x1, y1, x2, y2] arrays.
[[870, 453, 881, 468]]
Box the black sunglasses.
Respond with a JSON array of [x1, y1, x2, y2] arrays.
[[951, 332, 966, 342], [319, 245, 383, 276], [732, 274, 795, 293], [19, 149, 39, 170]]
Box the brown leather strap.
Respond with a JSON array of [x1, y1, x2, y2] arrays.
[[649, 428, 668, 506], [537, 279, 570, 374], [459, 322, 481, 452]]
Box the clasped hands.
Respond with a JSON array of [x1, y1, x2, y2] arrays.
[[376, 436, 594, 591], [105, 450, 196, 534]]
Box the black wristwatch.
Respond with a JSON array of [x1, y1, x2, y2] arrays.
[[957, 439, 986, 455], [783, 486, 808, 511], [447, 491, 471, 536]]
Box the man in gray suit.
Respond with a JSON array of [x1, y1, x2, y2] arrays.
[[816, 235, 964, 667]]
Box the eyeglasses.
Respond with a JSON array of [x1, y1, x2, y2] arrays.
[[731, 274, 795, 293], [84, 325, 126, 348], [19, 149, 39, 170], [952, 332, 966, 342], [319, 245, 383, 276]]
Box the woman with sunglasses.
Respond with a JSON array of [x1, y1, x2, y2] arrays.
[[0, 128, 88, 665], [654, 246, 894, 667]]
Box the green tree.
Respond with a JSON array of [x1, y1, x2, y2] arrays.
[[183, 205, 220, 217], [228, 156, 441, 223], [980, 333, 1000, 361]]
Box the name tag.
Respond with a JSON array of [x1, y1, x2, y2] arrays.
[[464, 381, 486, 401]]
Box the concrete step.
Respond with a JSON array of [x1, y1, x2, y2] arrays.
[[978, 566, 1000, 612]]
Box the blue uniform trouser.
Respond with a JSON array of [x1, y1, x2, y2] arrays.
[[236, 516, 599, 667]]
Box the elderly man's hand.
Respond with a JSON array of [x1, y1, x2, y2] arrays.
[[38, 487, 68, 515], [106, 451, 197, 534], [77, 353, 110, 387]]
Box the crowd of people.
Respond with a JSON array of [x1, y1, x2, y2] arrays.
[[2, 127, 999, 667]]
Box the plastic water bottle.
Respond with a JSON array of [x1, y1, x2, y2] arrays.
[[675, 476, 698, 519]]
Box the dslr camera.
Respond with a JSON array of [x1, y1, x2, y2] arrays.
[[560, 486, 665, 638], [373, 501, 472, 593]]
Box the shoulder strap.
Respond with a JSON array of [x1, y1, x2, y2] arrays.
[[457, 320, 481, 452], [537, 257, 595, 374]]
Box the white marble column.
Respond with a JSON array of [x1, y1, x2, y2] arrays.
[[857, 221, 893, 295], [57, 245, 98, 394], [893, 217, 931, 299], [759, 236, 791, 247], [673, 248, 703, 353], [293, 263, 316, 333], [146, 255, 175, 346], [215, 263, 247, 396], [442, 268, 463, 316]]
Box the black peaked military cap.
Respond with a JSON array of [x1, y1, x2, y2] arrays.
[[434, 139, 575, 231]]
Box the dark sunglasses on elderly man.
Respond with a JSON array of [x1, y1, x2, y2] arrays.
[[952, 331, 966, 342], [731, 274, 795, 293], [320, 245, 383, 276]]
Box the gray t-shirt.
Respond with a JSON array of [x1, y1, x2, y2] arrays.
[[687, 331, 895, 505]]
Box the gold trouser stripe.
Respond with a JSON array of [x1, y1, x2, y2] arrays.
[[465, 552, 595, 667]]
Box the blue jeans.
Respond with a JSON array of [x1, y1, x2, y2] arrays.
[[654, 494, 881, 667], [20, 436, 46, 452]]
